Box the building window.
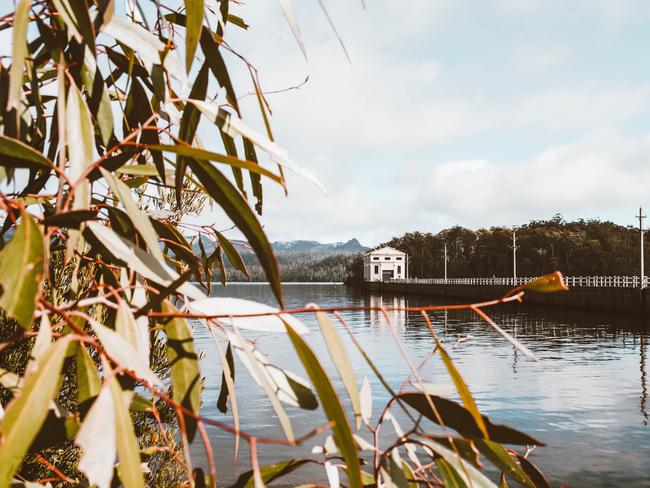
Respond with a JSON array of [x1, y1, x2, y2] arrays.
[[373, 256, 379, 261], [374, 265, 379, 274], [385, 257, 390, 260], [397, 265, 401, 274], [396, 257, 402, 261]]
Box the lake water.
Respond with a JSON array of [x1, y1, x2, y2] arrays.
[[190, 283, 650, 487]]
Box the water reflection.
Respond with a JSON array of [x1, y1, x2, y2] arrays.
[[641, 336, 648, 425], [364, 294, 407, 328], [192, 284, 650, 487]]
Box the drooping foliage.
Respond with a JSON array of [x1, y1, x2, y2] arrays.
[[0, 1, 557, 487]]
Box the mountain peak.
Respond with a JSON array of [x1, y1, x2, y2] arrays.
[[271, 238, 368, 254]]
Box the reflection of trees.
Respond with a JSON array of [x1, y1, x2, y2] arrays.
[[641, 336, 648, 426]]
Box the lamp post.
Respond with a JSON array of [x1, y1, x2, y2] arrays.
[[511, 230, 518, 283], [443, 242, 448, 283], [637, 206, 647, 289]]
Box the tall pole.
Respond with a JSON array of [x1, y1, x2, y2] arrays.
[[637, 206, 647, 289], [443, 243, 448, 283], [512, 230, 518, 282]]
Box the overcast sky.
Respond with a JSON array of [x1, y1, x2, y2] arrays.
[[200, 0, 650, 246]]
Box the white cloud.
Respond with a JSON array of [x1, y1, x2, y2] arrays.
[[511, 43, 575, 74], [191, 1, 650, 245], [416, 131, 650, 229]]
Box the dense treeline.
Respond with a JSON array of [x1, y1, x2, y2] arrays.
[[348, 216, 644, 281], [226, 252, 354, 282]]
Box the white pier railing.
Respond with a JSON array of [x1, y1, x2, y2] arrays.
[[388, 276, 650, 288]]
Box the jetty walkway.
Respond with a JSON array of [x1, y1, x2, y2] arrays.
[[364, 276, 650, 314]]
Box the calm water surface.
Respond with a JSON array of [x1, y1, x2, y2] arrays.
[[190, 284, 650, 487]]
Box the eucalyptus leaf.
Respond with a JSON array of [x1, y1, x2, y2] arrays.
[[188, 297, 308, 334], [76, 384, 116, 488], [102, 168, 165, 263], [0, 212, 44, 328], [398, 393, 544, 445], [0, 135, 53, 169], [111, 379, 145, 488], [164, 301, 201, 443], [0, 338, 71, 485], [315, 311, 362, 428], [285, 324, 362, 488], [7, 0, 30, 111]]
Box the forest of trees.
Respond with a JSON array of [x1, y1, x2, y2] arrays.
[[348, 216, 645, 282], [227, 252, 354, 282]]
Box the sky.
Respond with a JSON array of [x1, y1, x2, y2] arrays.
[[200, 0, 650, 246]]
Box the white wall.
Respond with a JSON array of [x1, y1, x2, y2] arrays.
[[364, 254, 407, 281]]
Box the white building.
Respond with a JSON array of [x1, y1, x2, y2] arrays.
[[364, 247, 408, 282]]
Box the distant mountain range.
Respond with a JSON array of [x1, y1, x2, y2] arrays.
[[270, 238, 368, 254], [193, 236, 368, 255], [191, 237, 368, 282]]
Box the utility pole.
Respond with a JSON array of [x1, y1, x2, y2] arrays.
[[511, 230, 518, 282], [443, 243, 448, 283], [637, 206, 647, 289]]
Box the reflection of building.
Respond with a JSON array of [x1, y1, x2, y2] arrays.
[[367, 294, 407, 327], [364, 247, 408, 282]]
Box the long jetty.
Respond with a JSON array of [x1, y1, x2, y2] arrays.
[[364, 276, 650, 314]]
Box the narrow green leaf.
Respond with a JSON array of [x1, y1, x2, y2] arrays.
[[276, 0, 307, 59], [76, 343, 101, 414], [188, 159, 283, 306], [43, 209, 98, 229], [31, 315, 52, 360], [76, 383, 116, 488], [199, 28, 238, 109], [380, 455, 409, 488], [176, 62, 209, 205], [0, 135, 53, 169], [164, 301, 201, 443], [111, 379, 145, 488], [0, 212, 44, 328], [475, 440, 535, 488], [89, 317, 160, 386], [360, 376, 372, 425], [8, 0, 30, 110], [398, 393, 544, 446], [102, 16, 185, 83], [216, 342, 235, 413], [228, 459, 312, 488], [436, 341, 489, 439], [102, 168, 165, 263], [213, 230, 250, 279], [81, 47, 112, 145], [85, 221, 205, 300], [511, 453, 551, 488], [0, 338, 71, 485], [115, 299, 150, 366], [226, 14, 249, 30], [285, 324, 362, 488], [52, 0, 95, 50], [185, 0, 204, 73], [116, 164, 168, 177], [147, 144, 283, 184], [426, 441, 497, 488], [435, 458, 468, 488], [228, 330, 294, 441], [316, 311, 362, 429], [66, 83, 94, 210], [212, 338, 240, 457]]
